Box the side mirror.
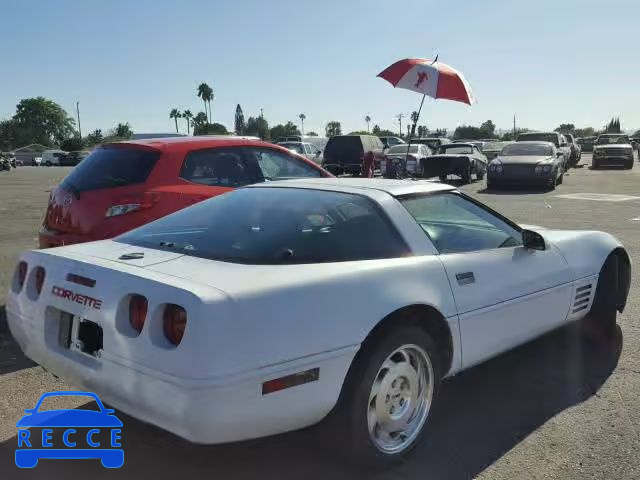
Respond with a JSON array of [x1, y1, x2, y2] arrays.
[[522, 229, 546, 251]]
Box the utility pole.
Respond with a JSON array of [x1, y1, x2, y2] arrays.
[[513, 114, 516, 139], [260, 108, 264, 118], [76, 102, 82, 138], [396, 113, 404, 137]]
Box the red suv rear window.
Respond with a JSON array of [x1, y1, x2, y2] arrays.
[[61, 146, 160, 193]]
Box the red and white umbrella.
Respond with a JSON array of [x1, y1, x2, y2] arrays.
[[377, 57, 475, 105]]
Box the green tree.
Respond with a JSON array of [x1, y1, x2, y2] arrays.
[[372, 124, 381, 135], [0, 119, 18, 150], [375, 129, 396, 137], [325, 121, 342, 137], [270, 121, 300, 141], [574, 127, 596, 138], [347, 130, 370, 135], [197, 83, 214, 122], [11, 97, 75, 146], [194, 122, 228, 135], [60, 135, 84, 151], [182, 110, 193, 135], [554, 123, 575, 134], [245, 116, 270, 140], [480, 120, 496, 138], [192, 111, 208, 131], [299, 113, 306, 134], [604, 117, 621, 133], [365, 115, 371, 132], [169, 108, 181, 133], [306, 131, 318, 136], [114, 122, 133, 139], [234, 105, 245, 134], [85, 129, 104, 145]]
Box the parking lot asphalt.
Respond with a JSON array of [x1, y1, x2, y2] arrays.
[[0, 155, 639, 479]]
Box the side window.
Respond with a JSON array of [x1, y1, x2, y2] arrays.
[[400, 193, 523, 254], [303, 144, 312, 154], [180, 148, 253, 187], [246, 148, 323, 179]]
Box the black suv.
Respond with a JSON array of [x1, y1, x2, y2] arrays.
[[322, 135, 385, 176]]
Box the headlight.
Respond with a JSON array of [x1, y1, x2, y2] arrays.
[[543, 165, 551, 173], [489, 162, 502, 173], [535, 165, 543, 174], [496, 164, 503, 173]]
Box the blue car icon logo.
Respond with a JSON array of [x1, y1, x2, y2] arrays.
[[15, 391, 124, 468]]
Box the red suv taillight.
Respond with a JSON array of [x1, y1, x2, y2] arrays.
[[105, 192, 159, 218], [129, 295, 148, 334], [163, 304, 186, 346], [33, 266, 46, 296], [16, 261, 28, 291]]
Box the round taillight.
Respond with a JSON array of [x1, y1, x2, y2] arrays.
[[129, 295, 148, 334], [16, 261, 28, 290], [163, 305, 186, 346], [34, 267, 46, 295]]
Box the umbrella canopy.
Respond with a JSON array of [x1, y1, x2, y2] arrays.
[[377, 58, 475, 105]]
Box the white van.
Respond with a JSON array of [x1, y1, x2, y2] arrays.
[[41, 150, 67, 166]]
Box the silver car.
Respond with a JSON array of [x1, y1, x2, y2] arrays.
[[277, 141, 323, 163], [487, 141, 564, 190]]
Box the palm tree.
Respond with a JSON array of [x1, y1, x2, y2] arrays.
[[183, 110, 193, 135], [169, 109, 181, 133], [299, 113, 306, 135], [365, 115, 371, 132], [197, 83, 213, 123]]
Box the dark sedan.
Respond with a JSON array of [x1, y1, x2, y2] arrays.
[[487, 141, 564, 190], [422, 143, 487, 184]]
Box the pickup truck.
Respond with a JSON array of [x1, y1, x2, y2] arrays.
[[592, 134, 634, 169]]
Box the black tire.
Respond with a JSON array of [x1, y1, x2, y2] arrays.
[[557, 170, 564, 184], [592, 160, 598, 169], [45, 161, 52, 167], [583, 254, 618, 341], [325, 325, 442, 469], [461, 165, 472, 184], [625, 160, 633, 170]]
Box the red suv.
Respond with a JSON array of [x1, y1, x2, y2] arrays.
[[39, 137, 331, 248]]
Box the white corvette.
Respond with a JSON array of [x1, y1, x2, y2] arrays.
[[7, 178, 631, 466]]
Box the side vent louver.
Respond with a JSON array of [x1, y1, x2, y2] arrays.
[[572, 284, 592, 313]]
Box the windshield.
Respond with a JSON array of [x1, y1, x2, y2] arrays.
[[439, 145, 473, 154], [117, 187, 409, 264], [517, 133, 559, 146], [597, 135, 630, 144], [501, 143, 553, 156], [484, 142, 509, 151], [61, 146, 159, 192], [387, 145, 419, 154]]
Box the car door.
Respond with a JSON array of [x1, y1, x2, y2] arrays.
[[400, 192, 573, 369]]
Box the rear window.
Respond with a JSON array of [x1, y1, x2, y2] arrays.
[[439, 145, 473, 154], [517, 133, 559, 146], [325, 136, 364, 159], [61, 146, 159, 192], [117, 187, 409, 264]]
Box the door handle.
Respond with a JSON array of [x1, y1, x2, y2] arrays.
[[455, 272, 475, 285]]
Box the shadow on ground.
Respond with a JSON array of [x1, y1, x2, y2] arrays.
[[0, 305, 36, 375], [0, 324, 622, 480]]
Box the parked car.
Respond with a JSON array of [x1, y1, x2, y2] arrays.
[[60, 150, 91, 167], [276, 135, 328, 152], [592, 134, 634, 169], [423, 142, 487, 184], [482, 141, 514, 161], [487, 141, 564, 190], [0, 157, 11, 171], [42, 149, 68, 167], [379, 136, 406, 149], [452, 139, 486, 151], [516, 132, 570, 170], [322, 135, 385, 176], [8, 178, 630, 467], [577, 137, 596, 152], [38, 137, 331, 248], [381, 143, 432, 178], [413, 137, 452, 151], [277, 141, 323, 163], [562, 133, 582, 167]]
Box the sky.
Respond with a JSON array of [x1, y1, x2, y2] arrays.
[[1, 0, 638, 137]]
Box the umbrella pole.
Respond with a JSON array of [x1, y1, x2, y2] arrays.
[[405, 93, 426, 177]]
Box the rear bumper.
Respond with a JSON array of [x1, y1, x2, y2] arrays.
[[487, 173, 553, 186], [7, 303, 356, 444], [38, 227, 94, 249]]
